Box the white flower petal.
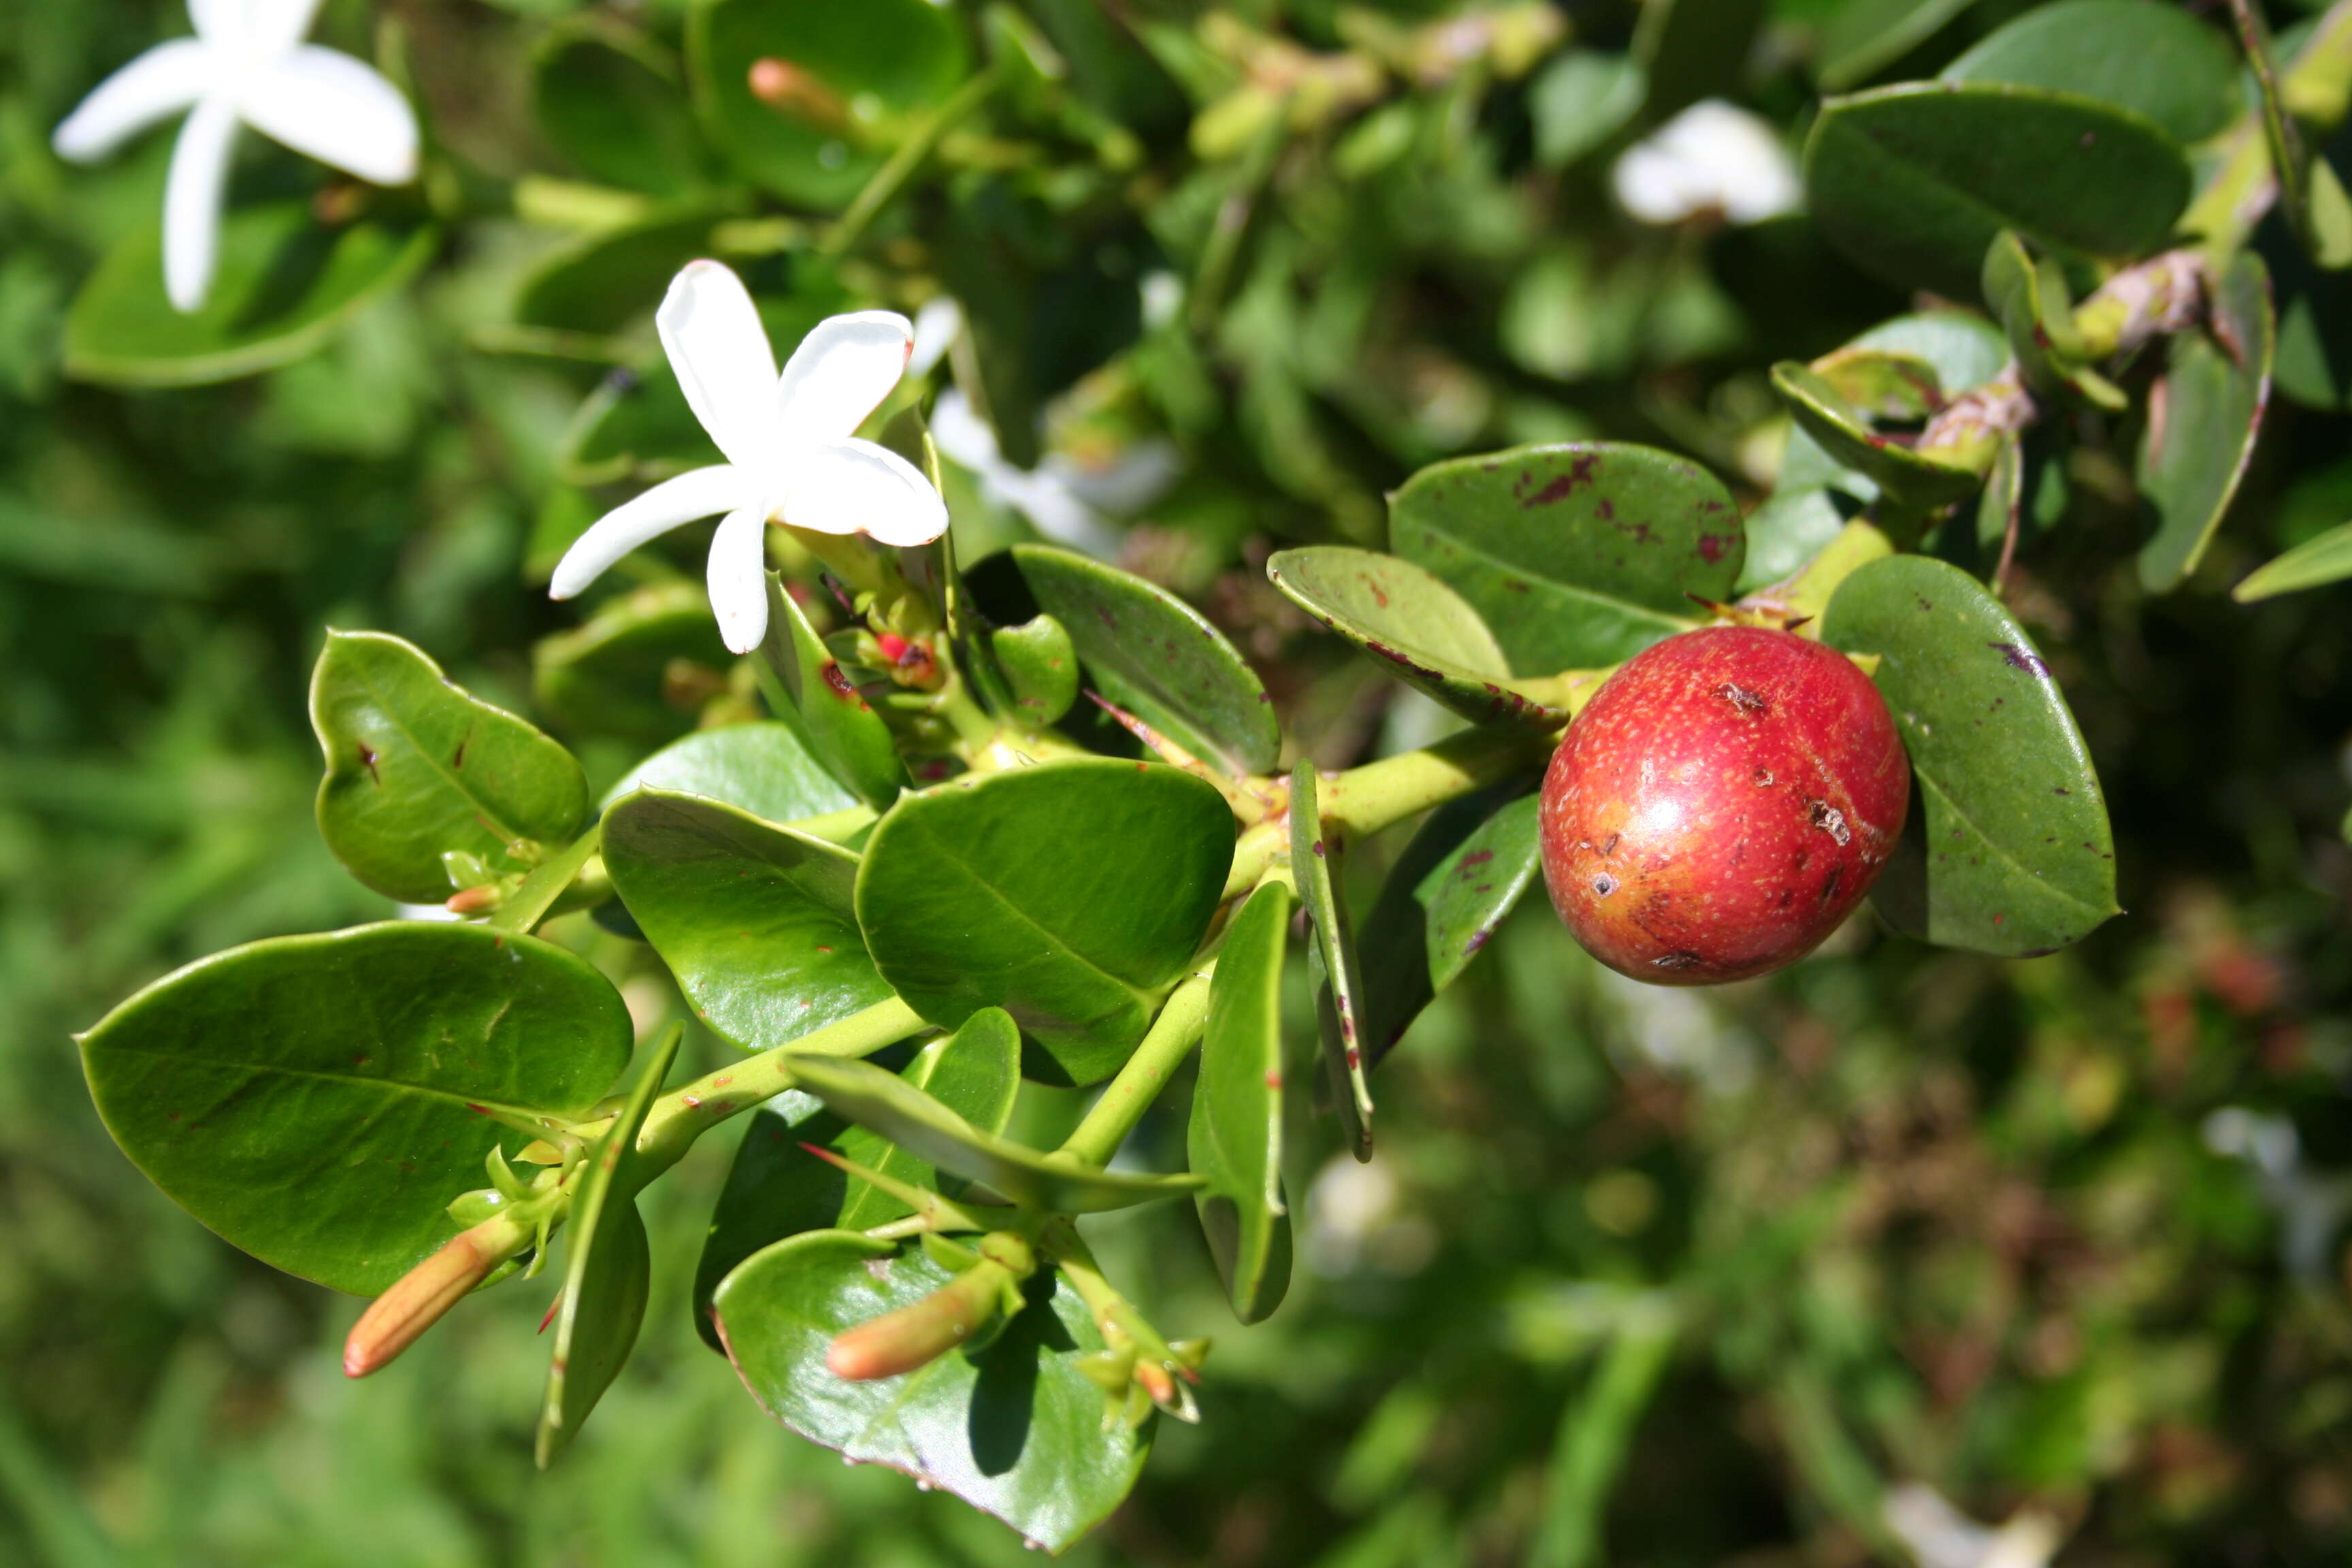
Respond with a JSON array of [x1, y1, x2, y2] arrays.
[[187, 0, 239, 45], [906, 297, 960, 379], [549, 464, 750, 600], [657, 261, 782, 474], [782, 437, 948, 546], [163, 95, 240, 313], [927, 387, 1002, 474], [705, 506, 772, 654], [1612, 100, 1798, 227], [52, 41, 213, 163], [242, 0, 325, 56], [240, 46, 418, 184], [775, 310, 914, 442]]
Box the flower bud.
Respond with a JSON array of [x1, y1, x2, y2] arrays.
[[344, 1215, 525, 1378]]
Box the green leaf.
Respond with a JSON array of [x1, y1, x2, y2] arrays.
[[559, 363, 728, 487], [2138, 250, 2275, 591], [1529, 52, 1646, 169], [714, 1230, 1149, 1552], [602, 791, 895, 1053], [987, 614, 1080, 728], [1291, 764, 1373, 1159], [1941, 0, 2240, 147], [1266, 546, 1567, 728], [1822, 555, 2120, 956], [1769, 363, 1983, 510], [64, 203, 436, 388], [311, 630, 591, 904], [538, 1022, 682, 1467], [1190, 881, 1294, 1325], [690, 1025, 1020, 1350], [534, 583, 734, 747], [756, 575, 909, 814], [2234, 517, 2352, 600], [78, 922, 632, 1296], [1010, 544, 1278, 775], [488, 825, 604, 934], [1352, 787, 1528, 1073], [1737, 489, 1859, 593], [1415, 794, 1544, 992], [1980, 231, 2125, 408], [687, 0, 969, 210], [856, 759, 1233, 1086], [1846, 312, 2011, 393], [1816, 0, 1978, 93], [1803, 83, 2191, 297], [532, 18, 709, 193], [1389, 443, 1740, 674], [2237, 0, 2352, 273], [787, 1030, 1205, 1211], [515, 206, 726, 338], [599, 721, 863, 827], [1635, 0, 1765, 117]]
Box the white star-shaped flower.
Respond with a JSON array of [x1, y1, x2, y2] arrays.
[[551, 261, 950, 654], [52, 0, 420, 314], [1611, 100, 1799, 228]]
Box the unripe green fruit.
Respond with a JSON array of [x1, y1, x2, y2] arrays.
[[1539, 626, 1910, 985]]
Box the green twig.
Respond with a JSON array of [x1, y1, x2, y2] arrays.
[[1058, 962, 1219, 1169], [820, 69, 1005, 261]]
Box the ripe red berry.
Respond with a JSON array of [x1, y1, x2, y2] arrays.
[[1539, 625, 1909, 985]]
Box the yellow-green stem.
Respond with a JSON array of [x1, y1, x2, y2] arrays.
[[1058, 963, 1218, 1169]]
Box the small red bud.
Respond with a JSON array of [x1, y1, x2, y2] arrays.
[[875, 632, 910, 662]]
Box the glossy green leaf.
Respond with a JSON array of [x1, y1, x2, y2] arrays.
[[1190, 881, 1294, 1325], [534, 583, 734, 747], [1737, 489, 1859, 593], [2138, 250, 2275, 591], [1415, 794, 1544, 991], [1635, 0, 1765, 117], [65, 203, 436, 388], [598, 722, 862, 827], [1847, 312, 2010, 394], [1803, 84, 2191, 297], [78, 922, 631, 1296], [538, 1022, 681, 1467], [715, 1230, 1148, 1552], [1389, 443, 1740, 674], [2234, 518, 2352, 600], [987, 614, 1080, 727], [603, 790, 894, 1053], [1816, 0, 1977, 93], [687, 0, 969, 210], [1267, 546, 1567, 728], [787, 1029, 1205, 1211], [1823, 555, 2120, 956], [690, 1024, 1020, 1350], [1770, 363, 1982, 510], [1010, 544, 1278, 775], [532, 18, 708, 193], [855, 760, 1232, 1085], [756, 575, 908, 813], [1291, 764, 1373, 1159], [1941, 0, 2240, 147], [515, 207, 725, 338], [311, 630, 591, 904], [1352, 787, 1525, 1073], [1807, 348, 1942, 421]]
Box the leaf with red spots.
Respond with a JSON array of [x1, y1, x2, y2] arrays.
[[1012, 544, 1279, 776], [1290, 764, 1374, 1159], [1390, 442, 1740, 674], [539, 1020, 681, 1467], [1415, 794, 1545, 991], [1190, 882, 1294, 1325], [1824, 555, 2119, 956], [312, 630, 591, 904], [1770, 361, 1982, 512], [77, 921, 632, 1296]]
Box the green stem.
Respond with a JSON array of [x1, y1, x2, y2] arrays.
[[1058, 963, 1218, 1168], [629, 995, 928, 1177], [820, 69, 1004, 261]]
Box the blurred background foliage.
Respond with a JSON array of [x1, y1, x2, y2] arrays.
[[5, 0, 2352, 1562]]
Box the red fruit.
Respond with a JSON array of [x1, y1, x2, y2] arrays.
[[1539, 625, 1909, 985]]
